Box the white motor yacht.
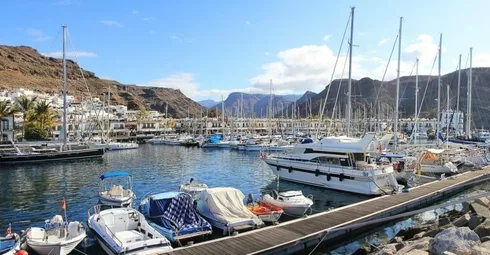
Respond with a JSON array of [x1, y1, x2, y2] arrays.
[[261, 190, 313, 217], [262, 133, 400, 195]]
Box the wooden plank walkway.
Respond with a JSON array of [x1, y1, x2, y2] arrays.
[[161, 168, 490, 255]]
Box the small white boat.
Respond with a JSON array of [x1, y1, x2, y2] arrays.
[[0, 226, 20, 255], [179, 178, 208, 199], [109, 142, 139, 150], [98, 171, 135, 207], [87, 206, 172, 255], [196, 187, 265, 235], [261, 190, 313, 217], [25, 215, 86, 255]]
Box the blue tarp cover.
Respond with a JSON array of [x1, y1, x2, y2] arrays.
[[149, 192, 211, 234], [100, 171, 131, 180]]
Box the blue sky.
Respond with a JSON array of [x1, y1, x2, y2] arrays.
[[1, 0, 489, 101]]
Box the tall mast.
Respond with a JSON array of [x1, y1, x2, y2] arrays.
[[436, 34, 442, 143], [456, 54, 461, 136], [467, 47, 473, 138], [394, 17, 402, 149], [269, 79, 273, 136], [62, 25, 68, 150], [446, 83, 450, 145], [346, 7, 354, 137], [414, 58, 419, 143], [221, 95, 225, 133]]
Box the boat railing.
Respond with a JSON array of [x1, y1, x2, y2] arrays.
[[87, 204, 125, 247]]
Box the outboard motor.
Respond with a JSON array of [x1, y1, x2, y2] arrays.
[[271, 190, 279, 200]]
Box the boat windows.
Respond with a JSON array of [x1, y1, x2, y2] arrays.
[[310, 156, 340, 165], [353, 153, 364, 161], [340, 158, 350, 167]]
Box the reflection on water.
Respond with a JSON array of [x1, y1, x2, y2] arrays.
[[0, 145, 371, 237]]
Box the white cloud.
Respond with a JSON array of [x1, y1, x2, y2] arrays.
[[42, 51, 97, 58], [245, 21, 251, 25], [23, 28, 51, 41], [142, 17, 155, 21], [323, 34, 332, 41], [378, 38, 389, 46], [132, 9, 139, 15], [248, 34, 454, 95], [98, 20, 123, 28], [170, 35, 182, 41], [264, 52, 270, 56]]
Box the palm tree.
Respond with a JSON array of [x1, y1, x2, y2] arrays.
[[0, 100, 13, 142], [31, 100, 57, 131], [17, 95, 37, 140]]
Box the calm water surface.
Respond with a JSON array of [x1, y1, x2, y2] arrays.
[[0, 144, 369, 253]]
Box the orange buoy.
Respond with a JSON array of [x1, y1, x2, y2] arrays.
[[16, 250, 29, 255]]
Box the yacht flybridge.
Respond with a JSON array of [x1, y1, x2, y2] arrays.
[[262, 133, 400, 195]]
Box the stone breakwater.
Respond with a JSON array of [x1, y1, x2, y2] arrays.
[[354, 196, 490, 255]]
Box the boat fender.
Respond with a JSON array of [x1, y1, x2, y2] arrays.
[[339, 173, 344, 182], [326, 174, 331, 181], [288, 167, 293, 173], [276, 166, 280, 171], [272, 190, 279, 199], [315, 169, 320, 177]]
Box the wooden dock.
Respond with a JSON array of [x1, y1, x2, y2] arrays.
[[161, 167, 490, 255]]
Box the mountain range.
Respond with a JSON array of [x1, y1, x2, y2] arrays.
[[0, 45, 204, 118], [294, 68, 490, 128]]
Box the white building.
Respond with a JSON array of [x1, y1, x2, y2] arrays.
[[1, 116, 14, 141]]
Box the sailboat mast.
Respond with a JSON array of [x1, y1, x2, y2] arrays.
[[221, 95, 225, 133], [414, 58, 419, 143], [62, 25, 68, 150], [436, 34, 442, 142], [394, 17, 402, 149], [446, 84, 450, 144], [457, 54, 462, 118], [467, 47, 473, 138], [346, 7, 354, 137]]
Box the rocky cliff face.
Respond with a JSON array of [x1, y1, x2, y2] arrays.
[[0, 45, 204, 118]]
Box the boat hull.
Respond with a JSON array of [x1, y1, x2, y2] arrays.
[[26, 229, 86, 255], [261, 196, 311, 217], [0, 148, 105, 164], [99, 195, 133, 207], [263, 158, 397, 195]]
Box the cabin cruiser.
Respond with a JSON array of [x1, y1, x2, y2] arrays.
[[418, 149, 458, 174], [138, 192, 212, 243], [195, 188, 265, 235], [262, 134, 400, 195], [87, 206, 172, 255], [25, 215, 86, 255], [98, 171, 135, 207]]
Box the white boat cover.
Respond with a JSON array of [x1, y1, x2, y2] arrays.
[[196, 188, 257, 224]]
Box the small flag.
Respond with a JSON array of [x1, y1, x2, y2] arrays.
[[6, 223, 11, 235], [61, 198, 66, 211]]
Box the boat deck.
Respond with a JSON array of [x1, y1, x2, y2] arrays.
[[160, 167, 490, 255]]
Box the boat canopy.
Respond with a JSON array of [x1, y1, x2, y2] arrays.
[[100, 171, 131, 180]]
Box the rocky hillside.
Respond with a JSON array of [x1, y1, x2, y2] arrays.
[[295, 68, 490, 128], [211, 92, 304, 118], [0, 45, 204, 118]]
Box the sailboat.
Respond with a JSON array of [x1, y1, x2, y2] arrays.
[[0, 26, 105, 164]]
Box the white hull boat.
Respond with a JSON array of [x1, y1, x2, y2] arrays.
[[262, 134, 400, 195], [261, 190, 313, 217], [88, 206, 172, 255], [25, 216, 86, 255], [179, 178, 208, 199], [421, 162, 458, 174], [109, 142, 139, 150], [98, 171, 135, 207]]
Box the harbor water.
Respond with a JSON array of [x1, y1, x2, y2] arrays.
[[0, 144, 370, 253]]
